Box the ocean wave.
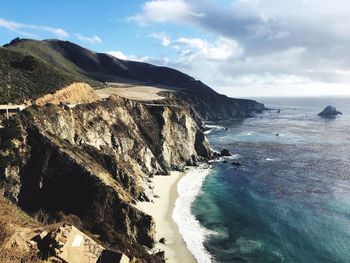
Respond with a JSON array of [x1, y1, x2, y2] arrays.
[[204, 125, 226, 134], [208, 154, 241, 163], [173, 165, 216, 263]]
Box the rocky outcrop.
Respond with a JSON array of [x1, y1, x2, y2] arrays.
[[167, 91, 265, 121], [33, 224, 130, 263], [220, 149, 231, 157], [35, 82, 100, 106], [318, 106, 342, 117], [0, 95, 212, 262]]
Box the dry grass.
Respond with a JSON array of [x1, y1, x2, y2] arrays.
[[0, 195, 42, 262], [0, 195, 36, 239], [95, 85, 168, 101]]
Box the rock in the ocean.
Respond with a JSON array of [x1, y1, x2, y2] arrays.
[[220, 149, 231, 156], [318, 106, 342, 117]]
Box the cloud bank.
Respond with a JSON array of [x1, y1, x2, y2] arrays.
[[131, 0, 350, 96]]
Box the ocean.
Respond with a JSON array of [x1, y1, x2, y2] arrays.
[[174, 97, 350, 263]]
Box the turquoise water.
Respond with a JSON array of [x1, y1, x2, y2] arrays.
[[192, 97, 350, 263]]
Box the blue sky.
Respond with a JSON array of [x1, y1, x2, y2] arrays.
[[1, 0, 350, 97]]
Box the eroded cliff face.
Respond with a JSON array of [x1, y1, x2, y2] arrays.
[[167, 91, 266, 121], [0, 95, 212, 262]]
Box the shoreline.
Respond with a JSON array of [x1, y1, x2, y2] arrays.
[[136, 171, 196, 263]]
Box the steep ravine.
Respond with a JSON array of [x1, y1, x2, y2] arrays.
[[0, 95, 213, 262]]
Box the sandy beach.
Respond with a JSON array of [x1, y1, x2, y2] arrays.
[[136, 172, 196, 263]]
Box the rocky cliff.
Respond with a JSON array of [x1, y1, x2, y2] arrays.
[[166, 91, 265, 121], [0, 95, 212, 262]]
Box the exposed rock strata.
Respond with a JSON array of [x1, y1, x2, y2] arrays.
[[0, 95, 212, 261], [164, 91, 266, 121]]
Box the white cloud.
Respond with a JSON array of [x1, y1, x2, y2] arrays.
[[174, 36, 243, 61], [150, 32, 171, 46], [108, 51, 128, 60], [108, 50, 149, 62], [0, 17, 68, 38], [130, 0, 202, 24], [42, 27, 68, 38], [107, 50, 169, 65], [0, 18, 21, 31], [0, 17, 101, 44], [130, 0, 350, 96], [74, 34, 102, 45]]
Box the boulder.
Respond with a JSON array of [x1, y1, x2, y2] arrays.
[[34, 224, 130, 263], [220, 149, 231, 157], [318, 106, 342, 117]]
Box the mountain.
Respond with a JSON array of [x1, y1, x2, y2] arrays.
[[1, 38, 265, 120], [4, 38, 215, 94]]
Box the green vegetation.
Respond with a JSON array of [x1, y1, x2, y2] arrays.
[[7, 39, 87, 78], [0, 117, 21, 147], [0, 47, 76, 104], [0, 37, 217, 105], [6, 39, 106, 84]]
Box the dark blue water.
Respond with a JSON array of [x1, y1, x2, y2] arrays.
[[192, 97, 350, 263]]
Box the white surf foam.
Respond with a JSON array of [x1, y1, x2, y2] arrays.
[[208, 154, 241, 164], [173, 165, 216, 263], [204, 125, 226, 134]]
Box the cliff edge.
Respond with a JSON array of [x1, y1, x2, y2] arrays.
[[0, 95, 212, 262]]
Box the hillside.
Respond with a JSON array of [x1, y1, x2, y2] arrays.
[[0, 47, 76, 104], [1, 37, 265, 120], [5, 38, 215, 94]]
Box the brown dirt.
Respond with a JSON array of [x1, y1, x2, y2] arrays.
[[0, 195, 41, 262], [96, 85, 168, 101], [35, 82, 100, 106]]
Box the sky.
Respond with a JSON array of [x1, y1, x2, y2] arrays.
[[1, 0, 350, 98]]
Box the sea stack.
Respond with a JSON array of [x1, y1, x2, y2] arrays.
[[318, 106, 342, 117]]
